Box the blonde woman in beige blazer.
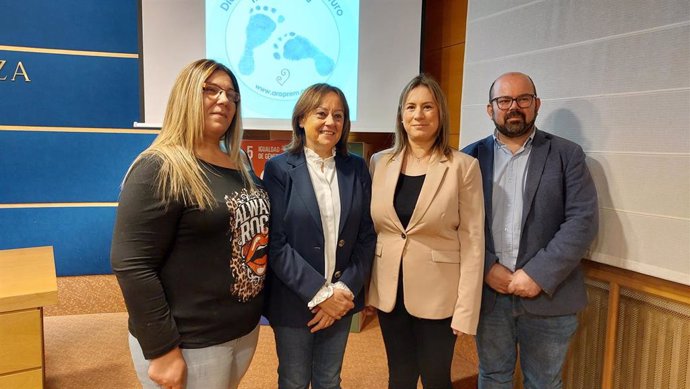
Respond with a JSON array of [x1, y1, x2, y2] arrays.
[[366, 74, 485, 389]]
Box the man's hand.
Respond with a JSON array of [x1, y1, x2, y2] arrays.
[[317, 288, 354, 319], [148, 347, 187, 389], [485, 263, 514, 294], [508, 269, 542, 298]]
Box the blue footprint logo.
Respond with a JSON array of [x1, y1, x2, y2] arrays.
[[238, 5, 285, 75], [273, 32, 335, 76]]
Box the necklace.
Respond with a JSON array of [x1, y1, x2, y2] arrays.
[[408, 151, 430, 164]]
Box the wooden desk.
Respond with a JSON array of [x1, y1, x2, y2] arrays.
[[0, 246, 58, 389]]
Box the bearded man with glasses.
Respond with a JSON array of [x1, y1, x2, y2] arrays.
[[462, 72, 599, 389]]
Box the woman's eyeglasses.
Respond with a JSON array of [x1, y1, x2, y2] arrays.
[[202, 82, 240, 103]]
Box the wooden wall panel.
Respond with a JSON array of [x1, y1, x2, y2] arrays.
[[423, 0, 444, 52], [423, 0, 468, 50], [423, 0, 468, 148]]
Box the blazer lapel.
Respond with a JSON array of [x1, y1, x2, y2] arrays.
[[336, 154, 354, 235], [477, 137, 494, 223], [287, 152, 323, 234], [407, 152, 448, 230], [522, 130, 550, 227], [382, 153, 406, 232]]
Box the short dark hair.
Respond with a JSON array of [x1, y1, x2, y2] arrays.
[[286, 83, 351, 155], [489, 72, 538, 101]]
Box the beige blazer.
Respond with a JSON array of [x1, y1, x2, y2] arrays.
[[367, 148, 485, 334]]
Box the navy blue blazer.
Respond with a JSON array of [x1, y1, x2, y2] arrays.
[[262, 150, 376, 327], [462, 129, 598, 316]]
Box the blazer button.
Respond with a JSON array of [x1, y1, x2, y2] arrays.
[[314, 246, 321, 251], [401, 233, 406, 239], [334, 271, 342, 279], [338, 239, 345, 247]]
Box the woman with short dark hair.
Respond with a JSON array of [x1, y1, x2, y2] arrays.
[[263, 83, 376, 389]]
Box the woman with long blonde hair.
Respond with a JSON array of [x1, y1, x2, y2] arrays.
[[111, 59, 270, 389]]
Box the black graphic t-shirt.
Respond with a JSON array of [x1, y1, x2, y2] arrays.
[[226, 186, 269, 302], [111, 157, 270, 359]]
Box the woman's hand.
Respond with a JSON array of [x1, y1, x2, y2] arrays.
[[317, 288, 355, 319], [308, 307, 337, 333], [148, 346, 187, 389]]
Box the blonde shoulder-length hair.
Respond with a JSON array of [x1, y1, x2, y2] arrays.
[[389, 73, 453, 162], [127, 59, 254, 210]]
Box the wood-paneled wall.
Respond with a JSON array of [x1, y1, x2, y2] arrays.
[[422, 0, 468, 148]]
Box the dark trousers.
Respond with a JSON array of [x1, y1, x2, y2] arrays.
[[377, 275, 456, 389]]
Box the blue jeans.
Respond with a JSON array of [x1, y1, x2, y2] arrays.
[[476, 294, 578, 389], [273, 316, 353, 389]]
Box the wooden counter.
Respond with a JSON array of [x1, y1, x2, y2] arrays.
[[0, 246, 58, 389]]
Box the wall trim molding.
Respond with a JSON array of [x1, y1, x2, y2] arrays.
[[0, 44, 138, 58], [0, 126, 159, 135]]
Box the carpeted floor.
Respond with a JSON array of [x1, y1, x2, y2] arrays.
[[44, 313, 137, 389], [42, 275, 478, 388], [43, 313, 478, 389]]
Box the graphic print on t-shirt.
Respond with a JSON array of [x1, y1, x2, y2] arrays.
[[226, 188, 270, 302]]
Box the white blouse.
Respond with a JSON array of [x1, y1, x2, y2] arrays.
[[303, 147, 352, 308]]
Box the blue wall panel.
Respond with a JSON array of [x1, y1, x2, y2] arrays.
[[0, 1, 139, 53], [0, 1, 143, 277], [0, 207, 117, 276], [0, 51, 140, 128], [0, 131, 155, 203]]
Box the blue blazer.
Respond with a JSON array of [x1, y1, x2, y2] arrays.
[[462, 129, 598, 316], [262, 150, 376, 327]]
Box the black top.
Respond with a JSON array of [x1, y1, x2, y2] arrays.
[[393, 173, 426, 229], [111, 156, 270, 359]]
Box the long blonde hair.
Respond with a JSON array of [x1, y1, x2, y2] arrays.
[[128, 59, 255, 210], [390, 73, 453, 161]]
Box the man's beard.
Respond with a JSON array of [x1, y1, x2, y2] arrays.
[[493, 110, 536, 138]]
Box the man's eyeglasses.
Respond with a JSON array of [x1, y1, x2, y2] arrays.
[[490, 94, 536, 110], [202, 83, 240, 103]]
